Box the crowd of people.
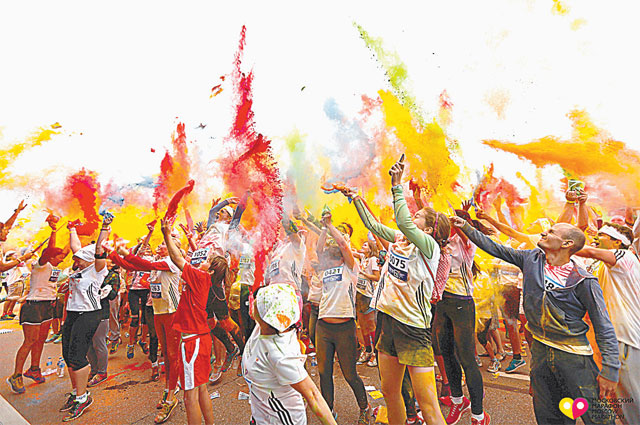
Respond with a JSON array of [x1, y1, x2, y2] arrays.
[[0, 155, 638, 425]]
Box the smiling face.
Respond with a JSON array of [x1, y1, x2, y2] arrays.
[[595, 232, 619, 250], [412, 209, 433, 234], [537, 223, 575, 253]]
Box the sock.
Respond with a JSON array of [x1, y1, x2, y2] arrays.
[[514, 354, 522, 360], [71, 389, 77, 396], [451, 396, 463, 405], [76, 392, 88, 403], [471, 412, 485, 421]]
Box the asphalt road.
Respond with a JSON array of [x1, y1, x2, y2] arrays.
[[0, 317, 543, 425]]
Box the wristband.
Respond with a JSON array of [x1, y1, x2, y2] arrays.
[[94, 251, 107, 259], [101, 226, 111, 231]]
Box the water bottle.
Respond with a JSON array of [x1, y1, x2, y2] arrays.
[[46, 356, 52, 369], [43, 356, 55, 376], [57, 357, 65, 378]]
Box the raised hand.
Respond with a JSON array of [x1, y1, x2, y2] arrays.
[[450, 216, 466, 228], [389, 155, 405, 187]]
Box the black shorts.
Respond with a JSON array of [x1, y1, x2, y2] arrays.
[[62, 309, 102, 370], [355, 292, 373, 315], [376, 312, 434, 367], [206, 285, 228, 320], [128, 289, 149, 326], [20, 300, 55, 325]]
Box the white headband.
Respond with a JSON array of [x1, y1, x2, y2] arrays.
[[599, 226, 631, 247]]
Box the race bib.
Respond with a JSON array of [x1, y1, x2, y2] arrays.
[[322, 266, 344, 284], [50, 269, 61, 282], [190, 248, 209, 266], [268, 260, 280, 279], [239, 256, 252, 269], [150, 283, 162, 299], [357, 276, 370, 291], [388, 250, 409, 282]]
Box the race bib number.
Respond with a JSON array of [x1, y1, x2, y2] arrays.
[[388, 251, 409, 282], [268, 260, 280, 279], [150, 283, 162, 299], [357, 276, 370, 291], [190, 248, 209, 266], [239, 256, 252, 269], [50, 269, 61, 282], [322, 266, 344, 284]]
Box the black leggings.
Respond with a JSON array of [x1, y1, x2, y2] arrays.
[[128, 289, 149, 328], [62, 310, 102, 370], [144, 305, 158, 363], [434, 295, 484, 415], [315, 319, 368, 411]]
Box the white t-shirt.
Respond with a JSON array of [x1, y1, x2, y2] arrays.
[[242, 327, 308, 425], [191, 222, 230, 265], [27, 262, 60, 301], [149, 257, 181, 315], [318, 263, 359, 320], [307, 274, 322, 304], [267, 240, 306, 291], [66, 264, 108, 312], [444, 234, 477, 296], [375, 231, 440, 329], [356, 256, 380, 298], [597, 250, 640, 350]]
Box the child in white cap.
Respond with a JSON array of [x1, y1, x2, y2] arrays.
[[242, 283, 336, 425]]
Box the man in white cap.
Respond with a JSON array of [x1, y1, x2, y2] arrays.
[[242, 283, 336, 425]]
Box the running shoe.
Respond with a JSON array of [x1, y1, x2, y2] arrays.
[[358, 405, 372, 425], [157, 390, 169, 409], [505, 358, 526, 373], [7, 313, 16, 318], [487, 359, 501, 373], [23, 367, 45, 384], [439, 395, 453, 407], [151, 365, 160, 381], [475, 355, 482, 367], [138, 340, 149, 355], [0, 314, 12, 321], [88, 373, 108, 388], [221, 346, 239, 372], [406, 412, 425, 425], [496, 352, 507, 362], [45, 333, 60, 343], [209, 367, 222, 384], [446, 397, 470, 425], [60, 393, 76, 412], [6, 374, 25, 394], [154, 398, 178, 424], [127, 344, 135, 359], [366, 355, 378, 368], [63, 394, 93, 422], [357, 350, 371, 365], [109, 339, 120, 355], [54, 334, 63, 344], [471, 412, 491, 425]]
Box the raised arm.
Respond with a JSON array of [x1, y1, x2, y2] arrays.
[[39, 217, 59, 266], [206, 196, 239, 229], [352, 196, 396, 243], [94, 214, 113, 273], [3, 200, 27, 231], [161, 216, 185, 270], [576, 191, 589, 231], [574, 245, 617, 267], [475, 209, 533, 247], [323, 214, 355, 269], [451, 216, 526, 269], [68, 222, 82, 254]]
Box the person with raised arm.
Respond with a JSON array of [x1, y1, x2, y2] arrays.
[[450, 215, 619, 424], [341, 155, 450, 425], [59, 213, 112, 421], [575, 222, 640, 424], [7, 215, 67, 394], [160, 214, 215, 425]]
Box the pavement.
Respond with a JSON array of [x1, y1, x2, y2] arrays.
[[0, 316, 544, 425]]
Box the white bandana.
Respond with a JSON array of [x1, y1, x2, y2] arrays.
[[599, 226, 631, 247]]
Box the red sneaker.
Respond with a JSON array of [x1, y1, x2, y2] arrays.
[[471, 411, 491, 425], [446, 397, 471, 425]]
